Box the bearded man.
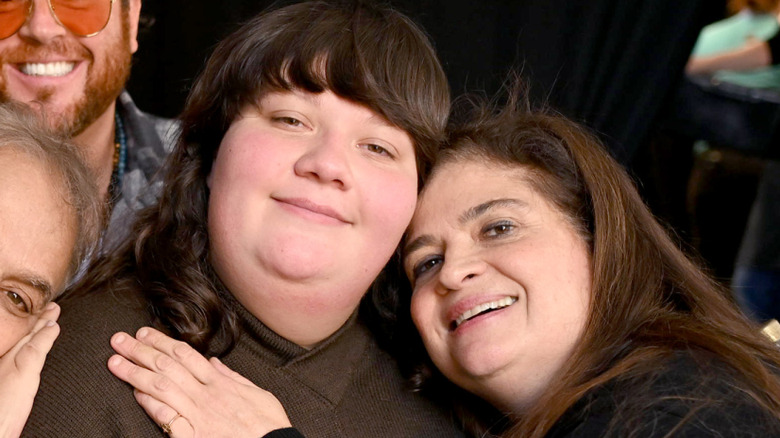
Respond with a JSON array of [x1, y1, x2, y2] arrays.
[[0, 0, 175, 248]]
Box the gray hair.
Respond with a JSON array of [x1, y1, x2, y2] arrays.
[[0, 102, 104, 289]]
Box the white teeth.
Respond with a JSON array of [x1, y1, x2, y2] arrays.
[[454, 296, 517, 328], [20, 62, 75, 77]]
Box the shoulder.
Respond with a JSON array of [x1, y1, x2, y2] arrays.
[[551, 351, 780, 438], [22, 286, 160, 437], [348, 324, 464, 437]]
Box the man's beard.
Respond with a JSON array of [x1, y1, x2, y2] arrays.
[[0, 22, 132, 137]]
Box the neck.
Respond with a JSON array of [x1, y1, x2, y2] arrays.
[[72, 102, 118, 201]]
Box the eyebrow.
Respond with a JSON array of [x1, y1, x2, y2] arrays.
[[404, 198, 528, 257], [403, 234, 436, 258], [459, 198, 527, 225], [8, 271, 55, 303]]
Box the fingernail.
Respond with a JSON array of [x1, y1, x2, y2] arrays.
[[45, 302, 57, 310], [137, 327, 148, 338], [45, 320, 56, 327], [114, 333, 126, 344], [108, 355, 122, 367]]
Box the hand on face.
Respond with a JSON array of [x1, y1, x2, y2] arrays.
[[0, 302, 60, 438], [108, 327, 292, 438]]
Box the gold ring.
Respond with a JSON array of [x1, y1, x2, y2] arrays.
[[161, 413, 182, 435]]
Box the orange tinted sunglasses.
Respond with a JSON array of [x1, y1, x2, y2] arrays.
[[0, 0, 114, 39]]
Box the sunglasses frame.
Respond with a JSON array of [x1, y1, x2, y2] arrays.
[[3, 0, 115, 39]]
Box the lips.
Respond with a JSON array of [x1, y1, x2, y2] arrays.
[[448, 296, 518, 331], [273, 197, 350, 224]]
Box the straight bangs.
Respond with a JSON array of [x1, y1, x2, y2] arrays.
[[182, 1, 449, 181]]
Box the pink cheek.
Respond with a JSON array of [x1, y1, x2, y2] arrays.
[[410, 293, 431, 332]]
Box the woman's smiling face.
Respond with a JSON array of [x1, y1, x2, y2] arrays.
[[404, 158, 592, 411], [207, 89, 418, 348]]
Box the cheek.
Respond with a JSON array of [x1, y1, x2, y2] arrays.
[[410, 290, 436, 340], [361, 171, 417, 237]]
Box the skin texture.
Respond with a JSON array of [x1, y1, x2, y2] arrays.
[[0, 303, 60, 438], [403, 160, 592, 413], [207, 90, 418, 348], [0, 0, 141, 197], [0, 148, 77, 438], [0, 149, 75, 357]]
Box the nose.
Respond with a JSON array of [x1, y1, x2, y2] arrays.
[[293, 131, 352, 189], [435, 249, 487, 294], [17, 0, 68, 44]]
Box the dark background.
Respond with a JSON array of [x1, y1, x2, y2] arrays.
[[127, 0, 725, 165], [130, 0, 761, 280]]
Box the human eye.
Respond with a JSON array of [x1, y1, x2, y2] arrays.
[[410, 255, 443, 283], [3, 290, 31, 314], [272, 116, 305, 128], [482, 220, 516, 238], [358, 141, 396, 159]]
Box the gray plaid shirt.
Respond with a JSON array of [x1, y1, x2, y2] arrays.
[[102, 91, 178, 251]]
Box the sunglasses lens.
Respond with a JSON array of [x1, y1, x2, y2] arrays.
[[51, 0, 111, 36], [0, 0, 27, 40]]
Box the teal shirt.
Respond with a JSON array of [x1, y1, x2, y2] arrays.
[[691, 10, 780, 89]]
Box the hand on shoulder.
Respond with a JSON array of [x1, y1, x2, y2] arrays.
[[108, 327, 293, 438]]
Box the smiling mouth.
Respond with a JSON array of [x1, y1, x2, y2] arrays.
[[274, 197, 350, 224], [19, 62, 75, 77], [450, 297, 518, 331]]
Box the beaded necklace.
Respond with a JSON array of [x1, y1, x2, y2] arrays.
[[108, 111, 128, 206]]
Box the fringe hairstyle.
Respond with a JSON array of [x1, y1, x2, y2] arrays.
[[66, 0, 450, 355]]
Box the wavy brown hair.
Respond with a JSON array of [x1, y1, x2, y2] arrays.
[[400, 87, 780, 437], [67, 0, 449, 355]]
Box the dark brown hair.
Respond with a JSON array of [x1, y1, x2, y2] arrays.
[[70, 0, 449, 355], [0, 102, 103, 287], [403, 87, 780, 437]]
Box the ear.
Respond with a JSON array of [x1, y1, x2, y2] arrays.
[[127, 0, 142, 54]]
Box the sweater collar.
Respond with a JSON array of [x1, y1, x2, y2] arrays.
[[228, 293, 372, 405]]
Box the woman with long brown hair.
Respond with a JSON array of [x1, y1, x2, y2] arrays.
[[402, 89, 780, 437]]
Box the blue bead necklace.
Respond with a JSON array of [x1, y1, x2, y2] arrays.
[[109, 111, 128, 205]]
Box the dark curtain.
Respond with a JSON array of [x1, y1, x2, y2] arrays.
[[128, 0, 724, 164]]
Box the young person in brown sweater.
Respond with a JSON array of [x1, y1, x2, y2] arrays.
[[0, 103, 102, 438], [23, 1, 461, 437]]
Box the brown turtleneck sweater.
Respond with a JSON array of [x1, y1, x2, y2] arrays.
[[23, 286, 463, 437]]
